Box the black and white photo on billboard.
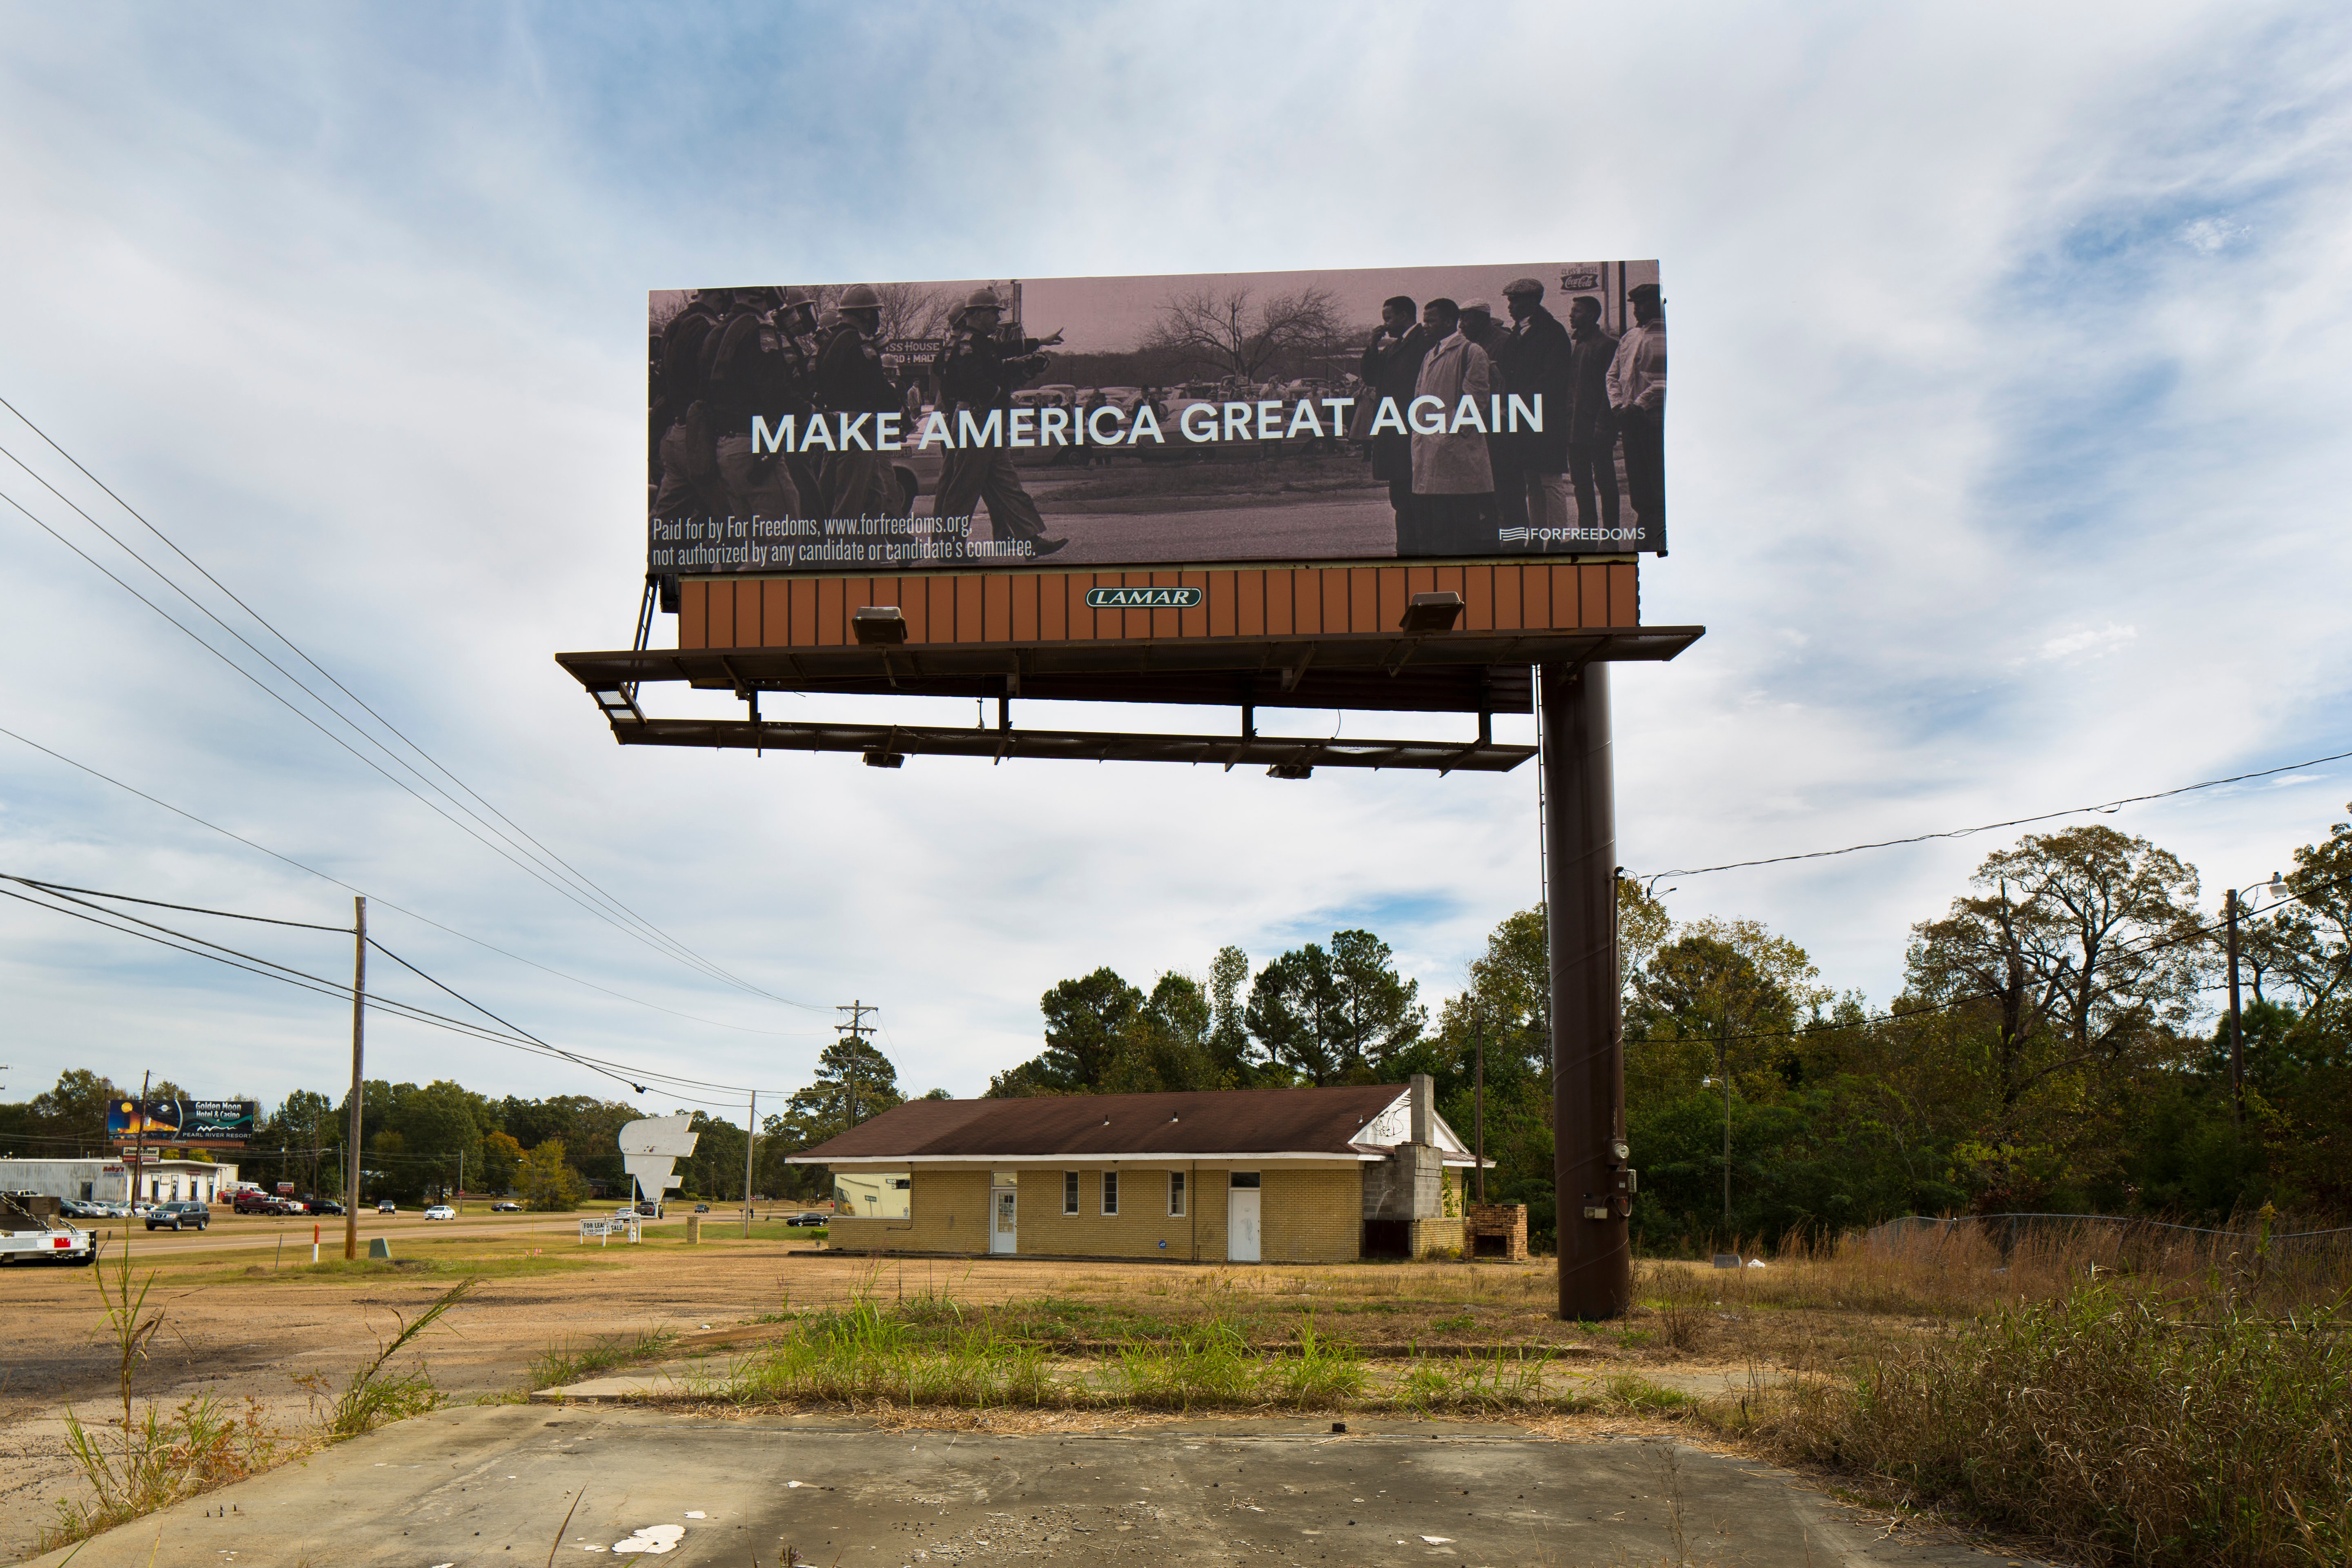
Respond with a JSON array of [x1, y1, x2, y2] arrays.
[[645, 261, 1663, 576]]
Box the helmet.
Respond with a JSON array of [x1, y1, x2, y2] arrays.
[[963, 288, 1004, 313], [779, 286, 815, 309], [838, 283, 882, 311]]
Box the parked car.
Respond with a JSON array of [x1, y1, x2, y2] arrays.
[[376, 1200, 397, 1214], [276, 1199, 309, 1215], [233, 1190, 277, 1215], [784, 1211, 829, 1227], [490, 1200, 522, 1213], [422, 1205, 457, 1221], [145, 1201, 210, 1232]]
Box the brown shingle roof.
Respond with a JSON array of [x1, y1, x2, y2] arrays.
[[788, 1085, 1408, 1163]]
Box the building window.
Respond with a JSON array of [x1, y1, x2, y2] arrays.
[[1230, 1171, 1260, 1189], [1063, 1172, 1079, 1214], [1168, 1171, 1186, 1216], [1101, 1171, 1119, 1216]]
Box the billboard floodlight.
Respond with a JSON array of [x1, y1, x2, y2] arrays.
[[1399, 592, 1466, 633], [1266, 763, 1313, 780], [851, 607, 908, 646]]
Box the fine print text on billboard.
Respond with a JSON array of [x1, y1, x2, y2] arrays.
[[646, 261, 1664, 577]]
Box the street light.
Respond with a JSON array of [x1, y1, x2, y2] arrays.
[[2224, 872, 2290, 1129]]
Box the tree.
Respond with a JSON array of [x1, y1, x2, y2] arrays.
[[1102, 971, 1229, 1094], [29, 1070, 121, 1150], [1906, 826, 2207, 1207], [479, 1131, 523, 1194], [1246, 931, 1427, 1085], [1140, 285, 1343, 385], [783, 1037, 903, 1141], [519, 1139, 586, 1211], [990, 968, 1145, 1095], [1209, 945, 1254, 1084]]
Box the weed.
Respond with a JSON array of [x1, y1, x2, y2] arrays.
[[1601, 1374, 1696, 1414], [303, 1276, 475, 1439], [530, 1326, 679, 1390], [41, 1233, 284, 1552], [1762, 1281, 2352, 1568]]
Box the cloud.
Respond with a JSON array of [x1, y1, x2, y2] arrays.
[[3, 2, 2351, 1111]]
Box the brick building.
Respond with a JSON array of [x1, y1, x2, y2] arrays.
[[791, 1077, 1482, 1263]]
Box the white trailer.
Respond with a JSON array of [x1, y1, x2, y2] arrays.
[[0, 1193, 96, 1266]]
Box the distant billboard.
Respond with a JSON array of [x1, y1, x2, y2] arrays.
[[107, 1099, 258, 1145], [646, 261, 1664, 577]]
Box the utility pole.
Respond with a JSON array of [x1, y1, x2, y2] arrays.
[[2226, 887, 2244, 1131], [456, 1147, 464, 1216], [742, 1089, 757, 1238], [835, 1000, 878, 1129], [345, 896, 365, 1262]]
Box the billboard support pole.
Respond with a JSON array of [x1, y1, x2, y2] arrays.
[[345, 896, 365, 1263], [1543, 662, 1629, 1321]]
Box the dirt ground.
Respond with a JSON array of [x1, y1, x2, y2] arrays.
[[0, 1218, 1871, 1564]]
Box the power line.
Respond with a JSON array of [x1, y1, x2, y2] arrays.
[[0, 720, 822, 1040], [0, 871, 806, 1104], [0, 404, 825, 1011], [1638, 744, 2352, 883]]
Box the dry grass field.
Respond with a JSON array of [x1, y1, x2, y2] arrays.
[[7, 1214, 2347, 1565]]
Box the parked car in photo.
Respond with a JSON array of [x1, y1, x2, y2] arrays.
[[784, 1211, 829, 1227], [490, 1200, 522, 1213], [276, 1199, 309, 1215], [233, 1190, 278, 1215], [422, 1205, 456, 1221], [145, 1201, 210, 1232]]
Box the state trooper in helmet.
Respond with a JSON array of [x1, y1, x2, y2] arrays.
[[817, 283, 904, 521], [932, 287, 1068, 557], [703, 285, 802, 521], [773, 288, 826, 511]]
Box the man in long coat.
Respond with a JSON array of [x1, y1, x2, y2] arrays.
[[1359, 295, 1431, 542], [1408, 298, 1496, 556], [1500, 276, 1573, 531]]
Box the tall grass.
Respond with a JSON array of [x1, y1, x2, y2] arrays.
[[1756, 1282, 2349, 1568], [531, 1326, 679, 1390]]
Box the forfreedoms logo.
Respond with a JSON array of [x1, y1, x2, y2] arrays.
[[1499, 525, 1642, 544]]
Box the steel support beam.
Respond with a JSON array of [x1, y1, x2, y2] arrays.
[[1544, 662, 1629, 1320]]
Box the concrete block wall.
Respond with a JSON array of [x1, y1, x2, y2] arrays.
[[826, 1169, 989, 1254], [1261, 1168, 1363, 1264], [1021, 1168, 1202, 1260]]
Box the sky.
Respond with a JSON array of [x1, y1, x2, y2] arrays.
[[3, 1, 2349, 1120]]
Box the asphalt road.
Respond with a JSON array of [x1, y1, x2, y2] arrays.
[[61, 1209, 626, 1259], [15, 1407, 2061, 1568]]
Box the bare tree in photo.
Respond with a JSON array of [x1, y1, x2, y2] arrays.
[[1142, 285, 1344, 387], [875, 282, 956, 354]]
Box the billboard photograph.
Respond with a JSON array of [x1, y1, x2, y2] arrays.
[[646, 261, 1663, 577], [107, 1098, 258, 1145]]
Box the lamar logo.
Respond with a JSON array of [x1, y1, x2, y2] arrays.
[[1084, 586, 1203, 609]]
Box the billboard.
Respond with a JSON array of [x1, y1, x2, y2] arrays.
[[107, 1099, 258, 1145], [646, 261, 1664, 577]]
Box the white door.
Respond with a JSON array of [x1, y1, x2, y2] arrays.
[[990, 1186, 1017, 1254], [1227, 1187, 1261, 1262]]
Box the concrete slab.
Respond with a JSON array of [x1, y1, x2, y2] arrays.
[[14, 1406, 2063, 1567]]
